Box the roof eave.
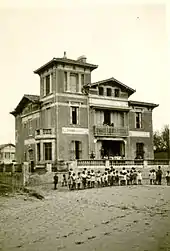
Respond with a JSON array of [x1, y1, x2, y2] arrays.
[[34, 58, 98, 74]]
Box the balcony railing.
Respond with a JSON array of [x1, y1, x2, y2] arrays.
[[35, 128, 55, 139], [93, 125, 128, 137], [43, 129, 52, 135]]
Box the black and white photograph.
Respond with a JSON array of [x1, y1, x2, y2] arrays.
[[0, 0, 170, 250]]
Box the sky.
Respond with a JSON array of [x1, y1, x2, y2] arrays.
[[0, 0, 169, 144]]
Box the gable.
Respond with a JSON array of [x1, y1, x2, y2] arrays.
[[90, 77, 136, 97], [10, 95, 40, 116]]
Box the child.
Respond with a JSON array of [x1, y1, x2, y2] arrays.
[[115, 170, 119, 186], [62, 174, 67, 187], [126, 170, 130, 185], [130, 169, 134, 185], [53, 173, 58, 190], [149, 170, 153, 185], [104, 172, 108, 186], [110, 169, 114, 186], [166, 171, 170, 186], [71, 173, 76, 190], [96, 170, 101, 187], [151, 170, 156, 185], [107, 170, 111, 186], [119, 171, 124, 186], [101, 173, 105, 187], [77, 172, 81, 190], [133, 169, 138, 185], [87, 171, 91, 188], [137, 170, 142, 185], [122, 168, 127, 186], [68, 172, 72, 190], [81, 171, 87, 189], [91, 170, 95, 188]]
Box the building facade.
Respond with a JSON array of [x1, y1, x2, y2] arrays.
[[0, 144, 16, 164], [11, 53, 158, 167]]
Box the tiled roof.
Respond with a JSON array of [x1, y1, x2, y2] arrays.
[[24, 94, 40, 103], [0, 143, 15, 150], [90, 77, 136, 94], [10, 94, 40, 116], [34, 57, 98, 74], [129, 100, 159, 108]]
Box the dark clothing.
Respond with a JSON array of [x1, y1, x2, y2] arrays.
[[157, 170, 162, 185], [54, 175, 58, 190]]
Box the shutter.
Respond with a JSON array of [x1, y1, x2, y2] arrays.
[[77, 107, 79, 125], [70, 140, 75, 160], [79, 141, 82, 159], [44, 77, 46, 96], [70, 107, 72, 124]]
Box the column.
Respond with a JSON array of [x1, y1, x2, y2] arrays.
[[67, 72, 70, 92], [52, 140, 55, 161], [78, 73, 81, 93], [40, 141, 43, 162]]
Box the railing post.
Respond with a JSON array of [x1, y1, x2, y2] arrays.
[[143, 159, 148, 168], [105, 159, 109, 169]]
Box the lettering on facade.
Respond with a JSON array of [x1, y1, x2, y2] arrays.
[[62, 127, 89, 135], [129, 131, 150, 137], [89, 98, 128, 108]]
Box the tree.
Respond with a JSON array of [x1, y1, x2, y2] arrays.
[[153, 125, 169, 157]]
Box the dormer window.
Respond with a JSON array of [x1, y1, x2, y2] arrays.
[[115, 88, 120, 97], [99, 87, 104, 95], [107, 88, 112, 97]]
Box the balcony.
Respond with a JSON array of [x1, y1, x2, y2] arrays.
[[93, 125, 129, 137], [35, 128, 55, 139]]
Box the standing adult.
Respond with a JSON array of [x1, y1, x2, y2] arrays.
[[53, 173, 58, 190], [157, 166, 163, 185]]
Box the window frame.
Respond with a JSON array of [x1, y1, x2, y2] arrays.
[[44, 142, 52, 161], [70, 106, 79, 125], [135, 112, 142, 129], [106, 88, 112, 97], [114, 88, 120, 98], [99, 86, 104, 96]]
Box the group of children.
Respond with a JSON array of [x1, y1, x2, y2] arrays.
[[53, 166, 170, 190], [66, 167, 143, 190]]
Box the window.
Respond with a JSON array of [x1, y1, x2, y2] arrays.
[[135, 112, 142, 129], [44, 142, 52, 161], [115, 89, 120, 97], [5, 153, 10, 159], [70, 73, 78, 93], [70, 141, 82, 159], [45, 75, 50, 95], [81, 74, 85, 86], [71, 106, 79, 125], [28, 119, 32, 136], [104, 110, 111, 125], [136, 143, 144, 159], [28, 149, 33, 160], [99, 87, 104, 95], [64, 72, 68, 91], [46, 108, 51, 128], [37, 143, 40, 161], [107, 88, 112, 96]]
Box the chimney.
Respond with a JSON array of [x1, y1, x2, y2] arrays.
[[63, 51, 67, 59], [77, 55, 87, 63]]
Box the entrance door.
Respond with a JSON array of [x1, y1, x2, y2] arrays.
[[104, 110, 111, 125], [101, 141, 123, 158]]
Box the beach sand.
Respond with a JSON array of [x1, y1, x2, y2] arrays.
[[0, 185, 170, 251]]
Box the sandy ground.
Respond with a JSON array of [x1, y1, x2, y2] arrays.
[[0, 185, 170, 251]]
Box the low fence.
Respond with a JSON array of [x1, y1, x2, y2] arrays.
[[0, 163, 23, 193], [77, 159, 170, 167]]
